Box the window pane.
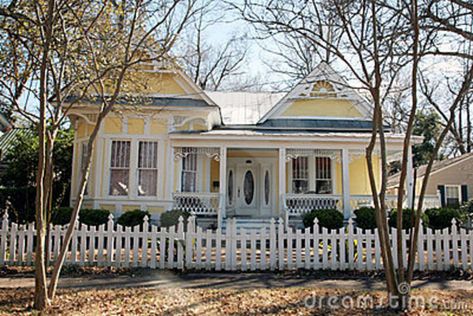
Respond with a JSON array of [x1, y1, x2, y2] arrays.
[[138, 170, 157, 196], [182, 171, 196, 192], [181, 150, 197, 192], [292, 157, 308, 193], [109, 169, 129, 195], [315, 157, 332, 194], [109, 140, 130, 196], [138, 141, 158, 196], [446, 186, 460, 207]]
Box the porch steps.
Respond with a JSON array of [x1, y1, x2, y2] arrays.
[[221, 218, 276, 232]]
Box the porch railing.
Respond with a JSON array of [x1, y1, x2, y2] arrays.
[[349, 194, 441, 211], [284, 193, 442, 219], [285, 193, 343, 216], [172, 192, 220, 216]]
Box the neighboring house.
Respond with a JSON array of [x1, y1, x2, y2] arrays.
[[67, 61, 432, 228], [388, 153, 473, 208]]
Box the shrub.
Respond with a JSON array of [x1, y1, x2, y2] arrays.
[[51, 207, 73, 225], [425, 207, 467, 230], [117, 209, 150, 227], [51, 207, 111, 226], [79, 209, 110, 227], [388, 208, 428, 230], [160, 209, 190, 228], [302, 208, 344, 230], [354, 207, 377, 230]]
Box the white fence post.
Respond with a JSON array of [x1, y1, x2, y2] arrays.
[[0, 212, 9, 265], [2, 212, 473, 272]]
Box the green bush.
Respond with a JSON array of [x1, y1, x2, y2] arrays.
[[425, 207, 467, 230], [51, 207, 73, 225], [302, 208, 344, 230], [160, 209, 190, 228], [388, 208, 428, 230], [51, 207, 110, 226], [117, 209, 150, 227], [79, 208, 110, 227], [354, 207, 377, 230]]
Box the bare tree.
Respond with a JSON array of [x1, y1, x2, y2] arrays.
[[176, 1, 247, 90], [234, 0, 473, 309], [0, 0, 197, 310]]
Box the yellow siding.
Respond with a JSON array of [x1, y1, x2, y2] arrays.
[[127, 118, 144, 134], [193, 122, 207, 131], [150, 120, 167, 134], [349, 156, 380, 194], [76, 121, 88, 138], [174, 162, 180, 192], [335, 161, 343, 195], [104, 117, 122, 134], [82, 202, 94, 209], [99, 204, 115, 211], [210, 160, 219, 193], [123, 205, 141, 212], [147, 206, 165, 214], [121, 72, 186, 95], [281, 99, 363, 118]]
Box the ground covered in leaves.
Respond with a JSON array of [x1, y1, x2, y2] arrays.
[[1, 287, 473, 315]]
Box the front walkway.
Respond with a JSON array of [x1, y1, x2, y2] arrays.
[[0, 271, 471, 291]]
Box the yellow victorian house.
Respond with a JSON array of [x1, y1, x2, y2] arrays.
[[67, 61, 439, 228]]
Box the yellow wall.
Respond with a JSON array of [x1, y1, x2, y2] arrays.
[[281, 99, 363, 118], [227, 150, 278, 158], [150, 120, 167, 134], [210, 160, 219, 193], [349, 155, 380, 194], [103, 117, 122, 134], [117, 72, 186, 95], [127, 118, 144, 134]]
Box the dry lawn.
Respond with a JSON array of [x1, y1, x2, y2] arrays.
[[1, 287, 473, 315]]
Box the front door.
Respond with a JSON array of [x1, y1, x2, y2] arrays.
[[236, 164, 258, 216]]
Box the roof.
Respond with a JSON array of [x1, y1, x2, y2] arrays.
[[387, 152, 473, 188], [205, 91, 284, 125], [256, 118, 377, 131], [66, 96, 214, 108], [258, 62, 373, 123], [0, 128, 34, 159]]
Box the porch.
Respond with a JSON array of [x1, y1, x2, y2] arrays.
[[169, 145, 441, 228]]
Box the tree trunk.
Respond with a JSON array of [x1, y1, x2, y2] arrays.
[[33, 0, 55, 310]]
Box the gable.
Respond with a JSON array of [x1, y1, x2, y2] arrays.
[[259, 62, 372, 123], [281, 99, 363, 118]]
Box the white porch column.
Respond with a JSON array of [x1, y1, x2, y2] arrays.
[[218, 146, 227, 227], [406, 145, 414, 209], [341, 148, 351, 219], [168, 146, 175, 201], [279, 148, 287, 224]]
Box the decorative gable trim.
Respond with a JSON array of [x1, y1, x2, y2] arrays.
[[258, 62, 372, 123]]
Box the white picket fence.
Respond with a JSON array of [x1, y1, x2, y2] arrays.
[[1, 212, 472, 271]]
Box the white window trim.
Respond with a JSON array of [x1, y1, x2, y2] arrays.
[[445, 184, 462, 206], [104, 135, 166, 200], [288, 154, 335, 194]]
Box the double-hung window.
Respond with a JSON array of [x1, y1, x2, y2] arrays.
[[109, 140, 131, 196], [292, 157, 309, 193], [445, 185, 461, 207], [137, 141, 158, 196], [181, 148, 197, 192], [315, 157, 333, 194]]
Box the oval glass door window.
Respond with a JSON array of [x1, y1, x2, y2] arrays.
[[243, 170, 254, 205], [264, 170, 270, 205], [227, 170, 234, 205]]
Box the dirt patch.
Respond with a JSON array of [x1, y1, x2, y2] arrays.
[[1, 287, 473, 315]]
